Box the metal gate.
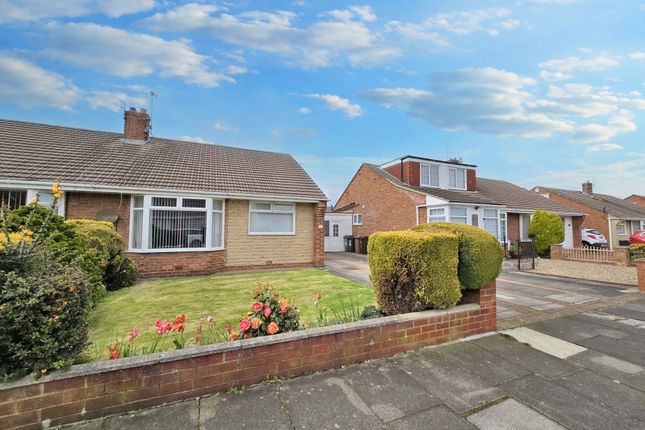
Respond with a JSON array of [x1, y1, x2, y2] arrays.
[[517, 241, 536, 270]]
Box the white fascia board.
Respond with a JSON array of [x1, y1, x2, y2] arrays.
[[381, 157, 476, 170], [503, 207, 584, 217], [0, 179, 324, 203]]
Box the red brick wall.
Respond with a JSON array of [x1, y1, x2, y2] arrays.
[[507, 213, 519, 243], [0, 282, 496, 430], [626, 195, 645, 207], [637, 261, 645, 292], [467, 169, 476, 191], [383, 161, 420, 186], [66, 192, 131, 245], [336, 165, 426, 236], [313, 202, 326, 266], [127, 250, 226, 277], [418, 206, 427, 225]]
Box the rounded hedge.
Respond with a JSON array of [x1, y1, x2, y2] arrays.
[[411, 222, 504, 290], [528, 210, 564, 256], [368, 230, 461, 314]]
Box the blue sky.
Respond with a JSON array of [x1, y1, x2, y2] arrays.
[[1, 1, 644, 202]]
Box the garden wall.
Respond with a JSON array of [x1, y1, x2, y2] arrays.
[[0, 282, 495, 430]]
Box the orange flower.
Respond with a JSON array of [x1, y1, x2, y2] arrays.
[[108, 344, 119, 360], [228, 332, 240, 341], [278, 298, 288, 314], [316, 292, 322, 301], [251, 317, 261, 330], [266, 322, 279, 335]]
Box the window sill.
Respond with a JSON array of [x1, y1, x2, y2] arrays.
[[127, 247, 226, 254], [248, 232, 296, 236]]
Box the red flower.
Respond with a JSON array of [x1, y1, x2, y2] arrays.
[[251, 301, 264, 312], [129, 328, 139, 340], [266, 322, 279, 335], [196, 324, 203, 333], [251, 317, 261, 330], [239, 317, 251, 332], [172, 314, 186, 333], [316, 292, 322, 301], [264, 306, 272, 318], [225, 324, 232, 333], [108, 344, 119, 360]]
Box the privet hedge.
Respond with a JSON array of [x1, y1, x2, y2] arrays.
[[528, 210, 564, 256], [412, 222, 504, 290], [368, 231, 461, 314]]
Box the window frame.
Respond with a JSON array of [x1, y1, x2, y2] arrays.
[[631, 220, 641, 235], [448, 167, 466, 190], [420, 163, 440, 187], [449, 207, 468, 224], [353, 213, 363, 225], [616, 221, 627, 236], [248, 201, 296, 236], [129, 195, 226, 253], [482, 208, 500, 239], [428, 207, 447, 223]]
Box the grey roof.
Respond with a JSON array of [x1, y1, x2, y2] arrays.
[[539, 186, 645, 219], [0, 119, 327, 201], [364, 164, 582, 215]]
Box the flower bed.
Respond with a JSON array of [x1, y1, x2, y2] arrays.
[[0, 282, 496, 430]]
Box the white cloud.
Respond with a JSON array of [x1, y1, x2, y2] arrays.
[[271, 128, 317, 137], [0, 0, 156, 23], [179, 135, 212, 144], [86, 90, 147, 112], [0, 53, 81, 110], [306, 94, 362, 118], [629, 52, 645, 60], [539, 70, 573, 81], [43, 22, 233, 87], [298, 107, 311, 114], [324, 5, 377, 22], [586, 143, 623, 153], [213, 121, 238, 132], [224, 65, 248, 75], [539, 55, 619, 72], [141, 3, 400, 68]]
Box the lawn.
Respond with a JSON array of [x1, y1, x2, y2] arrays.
[[86, 269, 375, 360]]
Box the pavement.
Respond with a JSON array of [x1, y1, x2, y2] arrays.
[[63, 296, 645, 430]]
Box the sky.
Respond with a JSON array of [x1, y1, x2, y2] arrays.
[[0, 1, 644, 203]]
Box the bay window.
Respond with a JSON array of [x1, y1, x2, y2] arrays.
[[449, 207, 468, 224], [249, 201, 295, 235], [0, 189, 26, 209], [483, 209, 499, 238], [130, 196, 224, 251], [428, 208, 446, 222]]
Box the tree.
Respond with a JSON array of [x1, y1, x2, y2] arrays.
[[528, 210, 564, 256]]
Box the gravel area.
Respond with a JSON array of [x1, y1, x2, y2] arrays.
[[533, 259, 637, 286]]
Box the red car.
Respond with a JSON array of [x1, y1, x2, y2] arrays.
[[629, 230, 645, 244]]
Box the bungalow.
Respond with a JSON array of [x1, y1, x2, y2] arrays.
[[626, 194, 645, 207], [533, 183, 645, 249], [0, 109, 327, 276], [333, 155, 583, 248]]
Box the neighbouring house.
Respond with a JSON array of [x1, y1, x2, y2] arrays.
[[533, 182, 645, 249], [334, 155, 583, 248], [626, 194, 645, 208], [0, 109, 327, 277]]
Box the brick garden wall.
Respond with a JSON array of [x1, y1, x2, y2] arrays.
[[127, 250, 226, 278], [0, 282, 496, 430]]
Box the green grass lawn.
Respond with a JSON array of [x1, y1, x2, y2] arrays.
[[87, 269, 375, 361]]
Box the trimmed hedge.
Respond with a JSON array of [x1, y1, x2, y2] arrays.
[[368, 231, 461, 314], [528, 210, 564, 256], [412, 222, 504, 290]]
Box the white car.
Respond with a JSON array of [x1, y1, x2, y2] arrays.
[[581, 228, 608, 248]]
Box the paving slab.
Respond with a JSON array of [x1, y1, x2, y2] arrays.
[[281, 372, 384, 430], [340, 361, 440, 422], [388, 405, 475, 430], [435, 341, 531, 385], [603, 303, 645, 321], [102, 400, 199, 430], [500, 327, 587, 359], [575, 313, 645, 336], [199, 385, 292, 430], [578, 334, 645, 363], [467, 398, 565, 430], [504, 374, 640, 430], [530, 316, 626, 343], [470, 334, 579, 378], [396, 350, 504, 413], [545, 293, 594, 303]]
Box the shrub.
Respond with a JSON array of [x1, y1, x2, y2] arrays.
[[368, 230, 461, 314], [528, 210, 564, 256], [106, 255, 139, 290], [233, 283, 300, 339], [360, 305, 386, 320], [630, 244, 645, 262], [0, 264, 91, 380], [411, 222, 504, 290]]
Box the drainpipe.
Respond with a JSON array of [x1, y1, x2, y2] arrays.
[[607, 216, 613, 250]]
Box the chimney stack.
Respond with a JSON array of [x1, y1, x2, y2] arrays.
[[582, 181, 593, 194], [123, 107, 150, 142]]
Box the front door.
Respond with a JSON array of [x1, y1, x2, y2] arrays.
[[562, 216, 573, 248], [327, 223, 344, 251]]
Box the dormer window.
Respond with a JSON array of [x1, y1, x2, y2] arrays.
[[448, 167, 466, 190], [420, 163, 440, 187]]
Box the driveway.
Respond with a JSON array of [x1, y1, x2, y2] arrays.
[[64, 296, 645, 430], [324, 252, 641, 328]]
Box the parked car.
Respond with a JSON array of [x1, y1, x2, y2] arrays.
[[581, 228, 608, 248], [629, 230, 645, 245]]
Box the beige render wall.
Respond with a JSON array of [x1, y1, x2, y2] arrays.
[[225, 200, 315, 268]]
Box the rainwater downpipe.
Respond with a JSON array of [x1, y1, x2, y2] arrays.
[[607, 216, 613, 250]]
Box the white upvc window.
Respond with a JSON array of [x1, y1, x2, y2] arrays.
[[499, 212, 507, 243], [353, 213, 363, 225], [631, 221, 641, 235], [449, 207, 468, 224], [249, 201, 295, 235], [129, 195, 225, 252], [482, 209, 499, 239], [428, 208, 446, 223], [448, 167, 466, 190], [616, 221, 627, 236], [0, 189, 27, 210], [420, 163, 440, 187]]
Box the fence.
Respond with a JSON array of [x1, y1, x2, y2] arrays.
[[562, 247, 615, 263]]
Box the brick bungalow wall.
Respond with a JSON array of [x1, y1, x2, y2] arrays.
[[65, 192, 324, 277], [626, 195, 645, 207], [507, 213, 520, 243], [335, 165, 426, 236], [0, 282, 496, 430]]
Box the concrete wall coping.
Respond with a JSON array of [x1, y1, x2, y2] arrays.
[[0, 303, 480, 391]]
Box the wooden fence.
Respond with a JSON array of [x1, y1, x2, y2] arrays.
[[561, 247, 615, 263]]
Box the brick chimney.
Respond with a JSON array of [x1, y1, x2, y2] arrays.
[[124, 107, 150, 141], [582, 181, 593, 194]]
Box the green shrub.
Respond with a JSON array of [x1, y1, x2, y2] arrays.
[[528, 210, 564, 256], [106, 255, 139, 290], [630, 244, 645, 262], [0, 264, 91, 380], [368, 231, 461, 314], [411, 222, 504, 290], [360, 305, 386, 320]]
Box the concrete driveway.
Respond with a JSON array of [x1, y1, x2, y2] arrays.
[[324, 252, 641, 328]]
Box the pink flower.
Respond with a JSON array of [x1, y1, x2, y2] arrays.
[[264, 306, 272, 318], [206, 315, 214, 324], [239, 317, 251, 332], [251, 317, 261, 330], [196, 324, 203, 333], [155, 320, 171, 334], [266, 322, 279, 335], [251, 301, 263, 313], [129, 328, 139, 340]]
